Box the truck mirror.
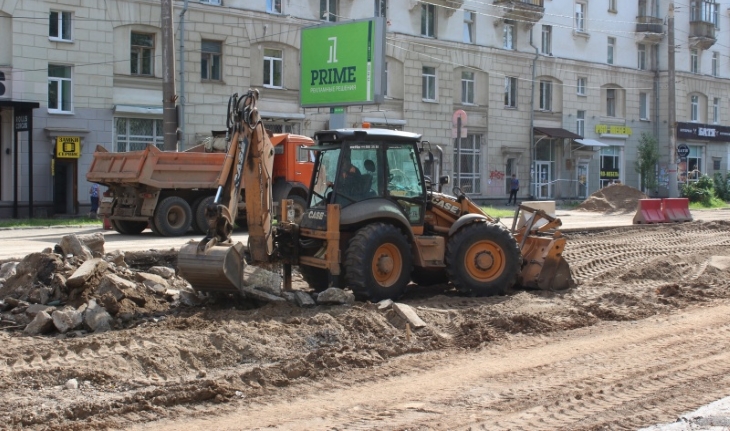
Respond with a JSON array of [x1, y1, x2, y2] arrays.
[[439, 175, 450, 185]]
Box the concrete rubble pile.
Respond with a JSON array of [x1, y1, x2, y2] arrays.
[[0, 233, 354, 336]]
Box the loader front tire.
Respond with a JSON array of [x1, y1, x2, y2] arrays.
[[153, 196, 192, 237], [446, 222, 521, 296], [344, 223, 412, 301]]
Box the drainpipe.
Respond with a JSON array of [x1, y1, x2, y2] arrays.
[[178, 0, 189, 149], [529, 27, 539, 199]]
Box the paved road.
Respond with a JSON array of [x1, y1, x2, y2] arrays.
[[2, 208, 729, 261]]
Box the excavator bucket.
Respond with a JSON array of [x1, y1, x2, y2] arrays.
[[517, 233, 575, 291], [178, 241, 246, 293]]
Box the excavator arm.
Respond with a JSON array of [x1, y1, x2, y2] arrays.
[[179, 90, 276, 293]]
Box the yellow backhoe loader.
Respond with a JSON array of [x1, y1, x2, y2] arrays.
[[178, 89, 573, 301]]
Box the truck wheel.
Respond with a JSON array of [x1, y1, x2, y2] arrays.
[[192, 195, 214, 234], [299, 265, 329, 292], [153, 196, 192, 237], [111, 220, 148, 235], [446, 222, 521, 296], [344, 223, 412, 301]]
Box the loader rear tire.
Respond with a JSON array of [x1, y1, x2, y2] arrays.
[[446, 222, 521, 297], [299, 265, 329, 292], [153, 196, 192, 237], [192, 195, 214, 235], [344, 223, 412, 301], [111, 219, 148, 235]]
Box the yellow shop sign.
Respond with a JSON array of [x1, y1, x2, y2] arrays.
[[56, 136, 80, 158], [595, 125, 632, 135]]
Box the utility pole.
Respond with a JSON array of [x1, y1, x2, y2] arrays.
[[161, 0, 177, 151], [178, 0, 189, 149], [667, 2, 678, 197]]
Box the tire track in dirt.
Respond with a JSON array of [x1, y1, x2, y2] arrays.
[[130, 304, 730, 431]]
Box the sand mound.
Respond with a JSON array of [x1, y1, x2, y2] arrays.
[[575, 184, 647, 213]]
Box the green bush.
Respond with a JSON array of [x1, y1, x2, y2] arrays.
[[713, 172, 730, 202], [680, 175, 714, 205]]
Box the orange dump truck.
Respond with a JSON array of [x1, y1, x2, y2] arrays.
[[87, 133, 314, 236]]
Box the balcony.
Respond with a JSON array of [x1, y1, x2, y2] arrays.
[[493, 0, 545, 28], [635, 16, 664, 44], [408, 0, 464, 16], [689, 21, 716, 49]]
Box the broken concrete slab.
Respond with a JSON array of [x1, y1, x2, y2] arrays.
[[26, 304, 57, 317], [147, 266, 175, 279], [392, 303, 427, 329], [135, 272, 169, 289], [0, 261, 19, 281], [67, 258, 108, 289], [143, 280, 166, 295], [292, 290, 316, 308], [242, 265, 283, 295], [59, 234, 93, 260], [377, 299, 394, 310], [239, 285, 286, 303], [76, 233, 105, 255], [316, 287, 355, 306], [105, 250, 127, 268], [96, 273, 137, 301], [52, 307, 83, 334], [83, 299, 112, 333], [24, 311, 54, 335]]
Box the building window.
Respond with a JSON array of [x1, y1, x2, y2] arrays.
[[461, 71, 474, 105], [712, 52, 719, 77], [539, 80, 552, 111], [201, 40, 222, 81], [691, 95, 699, 122], [541, 25, 552, 55], [607, 37, 615, 64], [49, 11, 72, 41], [713, 97, 720, 124], [454, 134, 481, 194], [575, 2, 586, 32], [504, 76, 517, 108], [267, 0, 282, 13], [686, 145, 702, 182], [640, 92, 649, 120], [690, 0, 718, 27], [421, 4, 435, 37], [131, 32, 154, 76], [374, 0, 386, 17], [48, 65, 72, 113], [608, 0, 617, 12], [263, 48, 283, 88], [577, 110, 585, 136], [422, 66, 436, 101], [463, 10, 474, 43], [115, 118, 163, 152], [600, 146, 620, 188], [690, 49, 699, 74], [200, 0, 221, 4], [606, 88, 616, 117], [713, 159, 721, 170], [321, 0, 337, 21], [577, 77, 586, 95], [637, 44, 647, 70], [503, 21, 515, 49]]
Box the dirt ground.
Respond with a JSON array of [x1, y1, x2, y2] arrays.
[[1, 217, 730, 430]]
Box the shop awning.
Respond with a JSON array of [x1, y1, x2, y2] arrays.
[[114, 105, 163, 115], [574, 138, 610, 147], [533, 127, 582, 139], [0, 100, 40, 109]]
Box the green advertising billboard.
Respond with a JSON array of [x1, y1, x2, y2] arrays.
[[300, 17, 385, 108]]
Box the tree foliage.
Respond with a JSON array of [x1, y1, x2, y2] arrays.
[[680, 175, 714, 204], [634, 133, 659, 193]]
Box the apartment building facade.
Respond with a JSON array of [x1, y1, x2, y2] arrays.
[[0, 0, 728, 217]]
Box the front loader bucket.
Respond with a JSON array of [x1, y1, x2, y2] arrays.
[[518, 233, 575, 291], [178, 241, 246, 293]]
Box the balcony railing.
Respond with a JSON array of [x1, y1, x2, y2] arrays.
[[636, 16, 663, 34], [494, 0, 544, 6], [690, 21, 716, 38], [493, 0, 544, 25]]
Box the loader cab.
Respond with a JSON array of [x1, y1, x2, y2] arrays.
[[307, 129, 428, 226]]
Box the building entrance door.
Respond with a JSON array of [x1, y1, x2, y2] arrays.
[[578, 162, 588, 199], [534, 161, 551, 199], [53, 159, 77, 215]]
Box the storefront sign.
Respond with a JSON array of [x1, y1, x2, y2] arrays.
[[676, 122, 730, 142], [56, 136, 81, 158], [595, 125, 632, 135], [14, 112, 29, 131], [600, 169, 620, 179], [0, 68, 10, 99], [677, 144, 690, 161]]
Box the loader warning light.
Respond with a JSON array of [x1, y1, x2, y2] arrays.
[[362, 122, 371, 128]]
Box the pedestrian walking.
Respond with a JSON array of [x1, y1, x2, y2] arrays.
[[89, 183, 100, 217], [507, 174, 519, 205]]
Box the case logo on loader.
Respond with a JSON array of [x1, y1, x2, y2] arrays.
[[307, 210, 326, 220], [432, 197, 460, 216]]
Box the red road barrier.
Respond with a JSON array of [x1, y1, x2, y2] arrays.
[[663, 198, 692, 222], [103, 217, 113, 230], [633, 199, 667, 224]]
